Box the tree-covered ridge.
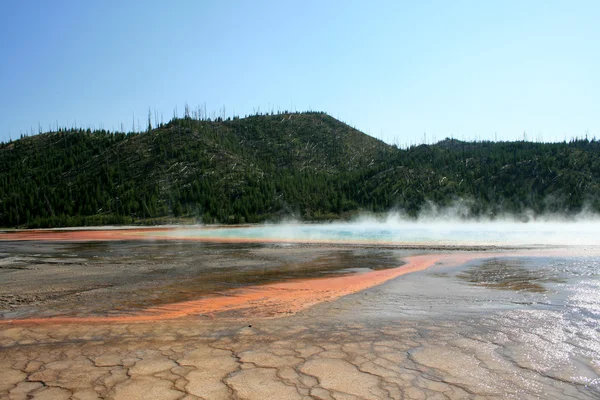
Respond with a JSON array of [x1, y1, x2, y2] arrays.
[[1, 112, 598, 228]]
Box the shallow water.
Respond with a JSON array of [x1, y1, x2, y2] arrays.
[[1, 252, 598, 399], [0, 225, 599, 399], [0, 241, 423, 319], [286, 254, 600, 397], [163, 221, 600, 246]]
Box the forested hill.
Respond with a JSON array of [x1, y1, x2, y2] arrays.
[[1, 111, 599, 228]]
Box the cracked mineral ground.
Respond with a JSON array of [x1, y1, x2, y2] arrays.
[[0, 227, 599, 399]]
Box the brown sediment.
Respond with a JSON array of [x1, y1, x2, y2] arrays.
[[456, 258, 567, 293], [0, 227, 588, 326], [2, 248, 595, 399], [0, 253, 459, 325]]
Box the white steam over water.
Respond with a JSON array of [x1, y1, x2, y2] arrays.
[[169, 213, 600, 246]]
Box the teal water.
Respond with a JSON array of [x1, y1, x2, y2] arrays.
[[165, 221, 600, 246]]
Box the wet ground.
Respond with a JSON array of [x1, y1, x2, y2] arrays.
[[0, 241, 424, 319], [0, 230, 599, 399]]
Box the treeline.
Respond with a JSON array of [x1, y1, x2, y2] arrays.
[[1, 112, 598, 228]]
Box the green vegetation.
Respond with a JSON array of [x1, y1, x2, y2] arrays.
[[1, 112, 599, 228]]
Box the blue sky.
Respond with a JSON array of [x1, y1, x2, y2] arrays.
[[1, 0, 598, 145]]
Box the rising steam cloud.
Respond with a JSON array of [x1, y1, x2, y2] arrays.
[[168, 200, 600, 247]]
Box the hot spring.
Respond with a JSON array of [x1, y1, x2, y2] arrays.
[[1, 220, 599, 398]]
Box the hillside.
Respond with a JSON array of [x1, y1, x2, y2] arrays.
[[1, 112, 599, 227]]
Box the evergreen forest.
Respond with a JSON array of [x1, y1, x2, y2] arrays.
[[1, 112, 599, 228]]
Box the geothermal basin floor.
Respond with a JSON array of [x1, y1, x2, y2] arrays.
[[0, 227, 599, 399]]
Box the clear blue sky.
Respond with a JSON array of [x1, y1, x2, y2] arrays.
[[1, 0, 598, 145]]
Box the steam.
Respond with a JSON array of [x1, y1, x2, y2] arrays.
[[164, 200, 600, 247], [335, 202, 600, 246], [351, 199, 600, 224]]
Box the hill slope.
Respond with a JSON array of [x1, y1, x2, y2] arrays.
[[1, 112, 599, 227]]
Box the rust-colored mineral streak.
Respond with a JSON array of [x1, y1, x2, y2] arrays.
[[1, 254, 447, 325], [0, 228, 500, 325]]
